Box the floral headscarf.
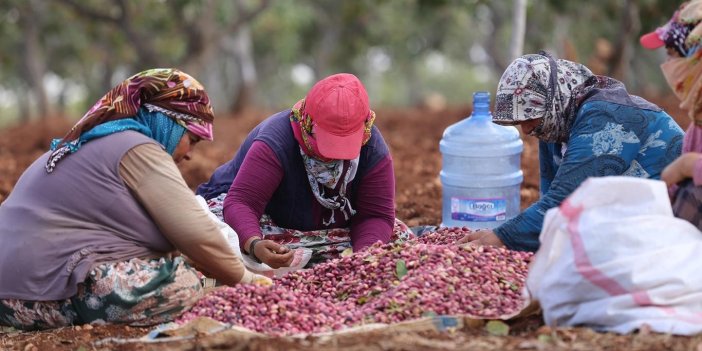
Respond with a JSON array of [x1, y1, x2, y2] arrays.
[[46, 68, 214, 172], [289, 99, 375, 162], [494, 52, 620, 143], [659, 1, 702, 124], [289, 99, 375, 225], [680, 0, 702, 46]]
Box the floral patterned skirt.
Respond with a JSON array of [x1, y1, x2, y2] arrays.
[[0, 256, 202, 331], [207, 193, 414, 266]]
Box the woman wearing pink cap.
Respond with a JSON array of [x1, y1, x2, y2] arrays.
[[197, 73, 412, 267], [642, 0, 702, 228], [0, 69, 266, 331]]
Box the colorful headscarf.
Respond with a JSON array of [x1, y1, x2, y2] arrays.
[[290, 99, 374, 224], [680, 0, 702, 48], [659, 1, 702, 124], [46, 68, 214, 172], [664, 21, 696, 57], [661, 52, 702, 124], [289, 99, 375, 163], [494, 52, 620, 143], [49, 108, 186, 157]]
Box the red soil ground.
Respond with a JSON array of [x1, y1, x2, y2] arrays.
[[0, 97, 696, 350]]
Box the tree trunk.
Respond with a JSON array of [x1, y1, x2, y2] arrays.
[[178, 0, 270, 80], [484, 2, 510, 74], [553, 15, 573, 60], [56, 81, 67, 116], [15, 87, 31, 123], [179, 0, 219, 78], [59, 0, 161, 68], [19, 0, 49, 119], [230, 25, 258, 113], [312, 2, 343, 77], [509, 0, 528, 61], [100, 60, 115, 98], [608, 0, 639, 84], [405, 62, 422, 106], [114, 0, 160, 69]]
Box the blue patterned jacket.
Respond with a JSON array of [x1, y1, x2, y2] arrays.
[[495, 89, 684, 252]]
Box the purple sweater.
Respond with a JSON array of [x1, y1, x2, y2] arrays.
[[196, 110, 395, 251]]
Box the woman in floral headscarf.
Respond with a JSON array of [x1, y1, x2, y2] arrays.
[[196, 73, 412, 268], [0, 68, 265, 331], [459, 52, 684, 252], [641, 0, 702, 229]]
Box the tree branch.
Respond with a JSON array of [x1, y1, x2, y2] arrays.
[[229, 0, 272, 33], [484, 2, 509, 73], [113, 0, 160, 68], [59, 0, 159, 67], [57, 0, 120, 23]]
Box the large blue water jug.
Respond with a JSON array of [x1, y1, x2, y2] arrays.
[[440, 91, 523, 229]]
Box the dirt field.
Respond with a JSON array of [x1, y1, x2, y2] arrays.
[[0, 98, 697, 350]]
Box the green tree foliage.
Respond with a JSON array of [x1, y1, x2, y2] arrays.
[[0, 0, 684, 123]]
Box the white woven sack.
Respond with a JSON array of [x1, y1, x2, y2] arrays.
[[527, 176, 702, 335]]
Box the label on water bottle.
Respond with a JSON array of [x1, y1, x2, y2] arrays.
[[450, 197, 506, 222]]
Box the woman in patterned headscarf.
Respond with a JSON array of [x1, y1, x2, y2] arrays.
[[0, 68, 267, 331], [196, 73, 413, 268], [459, 52, 684, 252], [642, 0, 702, 229]]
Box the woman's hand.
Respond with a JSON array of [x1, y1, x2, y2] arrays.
[[662, 153, 702, 187], [457, 229, 505, 248], [252, 240, 294, 268]]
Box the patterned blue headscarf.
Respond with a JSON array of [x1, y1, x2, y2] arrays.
[[494, 52, 620, 143], [47, 107, 185, 172]]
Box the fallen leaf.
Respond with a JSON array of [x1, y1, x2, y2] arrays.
[[537, 334, 552, 343], [395, 259, 408, 279], [422, 311, 437, 318], [485, 320, 509, 336]]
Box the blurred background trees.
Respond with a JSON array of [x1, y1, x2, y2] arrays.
[[0, 0, 681, 124]]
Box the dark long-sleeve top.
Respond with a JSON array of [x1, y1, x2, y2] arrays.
[[196, 110, 395, 252], [494, 89, 684, 252]]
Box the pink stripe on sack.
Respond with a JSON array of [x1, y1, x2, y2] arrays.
[[560, 200, 628, 296], [631, 290, 653, 305], [659, 307, 702, 324], [561, 198, 702, 325]]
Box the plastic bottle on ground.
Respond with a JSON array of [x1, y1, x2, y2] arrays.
[[439, 91, 523, 230]]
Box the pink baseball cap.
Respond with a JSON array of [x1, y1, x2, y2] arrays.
[[640, 28, 667, 50], [640, 2, 690, 51], [304, 73, 370, 160]]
